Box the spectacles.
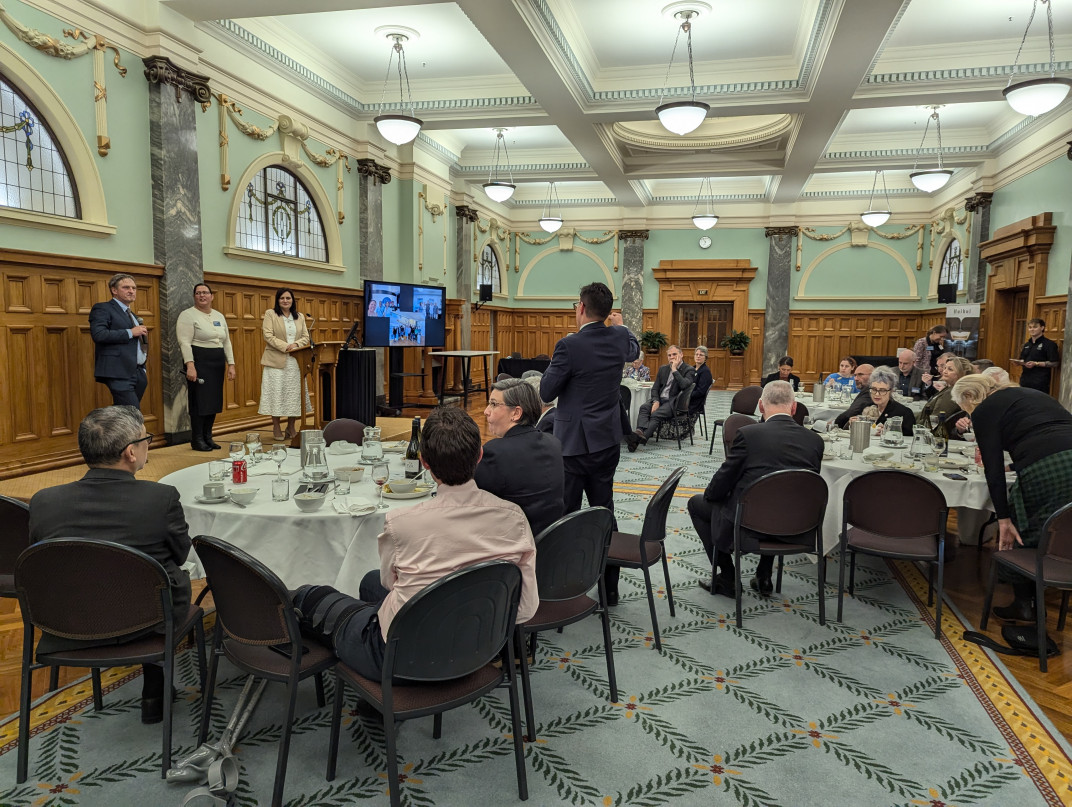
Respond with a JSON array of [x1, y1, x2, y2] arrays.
[[572, 301, 582, 311], [127, 433, 154, 448], [486, 400, 517, 409], [869, 387, 891, 395], [194, 290, 212, 296]]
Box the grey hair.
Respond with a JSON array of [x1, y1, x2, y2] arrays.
[[760, 380, 794, 408], [78, 405, 144, 466], [520, 369, 543, 380], [108, 273, 135, 291], [868, 365, 898, 390], [695, 346, 708, 358], [524, 375, 555, 407], [492, 378, 542, 425], [897, 347, 914, 359]]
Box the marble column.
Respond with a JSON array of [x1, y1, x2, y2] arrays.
[[1061, 246, 1072, 411], [619, 230, 648, 337], [356, 159, 391, 401], [763, 227, 797, 377], [964, 193, 993, 304], [143, 56, 211, 441], [455, 205, 478, 353]]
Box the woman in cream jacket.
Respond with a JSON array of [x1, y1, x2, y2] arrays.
[[258, 288, 311, 439]]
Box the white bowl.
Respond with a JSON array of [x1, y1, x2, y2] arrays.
[[294, 492, 326, 512], [229, 486, 259, 505], [386, 478, 417, 494], [337, 466, 365, 483]]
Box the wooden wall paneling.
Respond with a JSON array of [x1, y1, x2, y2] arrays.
[[1035, 295, 1066, 393]]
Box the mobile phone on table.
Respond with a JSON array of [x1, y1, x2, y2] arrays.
[[943, 472, 967, 481]]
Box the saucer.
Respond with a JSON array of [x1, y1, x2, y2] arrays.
[[298, 472, 334, 484], [195, 494, 229, 504]]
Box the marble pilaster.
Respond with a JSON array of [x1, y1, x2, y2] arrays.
[[619, 230, 648, 335], [143, 56, 211, 440], [357, 159, 390, 398], [1061, 249, 1072, 410], [456, 205, 479, 352], [964, 193, 993, 304], [762, 227, 797, 376]]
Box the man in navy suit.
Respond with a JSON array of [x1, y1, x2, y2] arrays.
[[89, 273, 148, 406], [541, 282, 640, 603]]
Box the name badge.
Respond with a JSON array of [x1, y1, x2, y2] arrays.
[[213, 321, 222, 327]]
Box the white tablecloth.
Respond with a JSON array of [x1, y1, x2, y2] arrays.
[[162, 449, 426, 597], [621, 381, 654, 430], [797, 393, 925, 424]]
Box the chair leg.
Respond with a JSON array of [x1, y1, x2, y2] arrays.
[[1059, 591, 1070, 632], [979, 562, 999, 631], [517, 629, 537, 741], [836, 538, 848, 623], [817, 553, 827, 626], [17, 636, 34, 783], [161, 660, 174, 778], [385, 704, 402, 807], [933, 543, 945, 641], [927, 563, 935, 607], [599, 594, 619, 703], [503, 643, 529, 801], [1036, 577, 1048, 673], [48, 666, 59, 692], [314, 672, 326, 708], [198, 638, 223, 746], [91, 668, 103, 711], [193, 621, 208, 692], [734, 544, 744, 629], [271, 676, 300, 807], [708, 421, 723, 455], [326, 671, 344, 781], [847, 550, 858, 597], [641, 565, 662, 652], [432, 712, 443, 739], [660, 551, 676, 617], [775, 556, 784, 594]]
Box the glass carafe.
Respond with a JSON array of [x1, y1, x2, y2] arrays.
[[361, 426, 383, 462], [908, 424, 929, 458], [882, 416, 904, 446], [305, 444, 330, 480]]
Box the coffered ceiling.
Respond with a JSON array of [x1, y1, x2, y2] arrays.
[[163, 0, 1072, 217]]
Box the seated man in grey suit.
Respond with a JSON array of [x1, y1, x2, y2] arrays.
[[475, 378, 565, 537], [687, 381, 823, 597], [29, 405, 192, 724], [628, 344, 695, 450]]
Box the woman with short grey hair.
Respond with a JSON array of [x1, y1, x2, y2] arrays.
[[853, 364, 915, 435]]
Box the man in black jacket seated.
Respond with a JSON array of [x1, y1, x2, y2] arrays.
[[475, 378, 565, 537], [832, 364, 875, 428], [628, 344, 696, 450], [687, 381, 824, 596]]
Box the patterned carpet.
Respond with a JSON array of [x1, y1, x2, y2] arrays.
[[2, 393, 1072, 806]]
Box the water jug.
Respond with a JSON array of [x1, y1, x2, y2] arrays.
[[908, 424, 929, 458], [881, 416, 904, 446], [812, 382, 825, 403], [849, 419, 872, 454], [300, 429, 325, 469], [360, 426, 383, 462], [304, 444, 330, 481]]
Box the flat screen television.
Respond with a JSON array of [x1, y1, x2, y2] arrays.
[[362, 280, 446, 348]]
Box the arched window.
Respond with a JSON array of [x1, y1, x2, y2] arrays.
[[1, 73, 78, 218], [478, 243, 502, 293], [938, 237, 963, 291], [236, 165, 327, 262]]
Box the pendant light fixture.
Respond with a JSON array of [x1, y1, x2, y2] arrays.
[[691, 177, 719, 230], [656, 9, 710, 136], [374, 33, 423, 146], [483, 128, 516, 203], [909, 106, 953, 193], [538, 181, 563, 233], [1003, 0, 1072, 116], [860, 170, 892, 227]]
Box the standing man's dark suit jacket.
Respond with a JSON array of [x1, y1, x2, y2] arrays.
[[90, 298, 146, 404], [474, 424, 565, 538], [29, 468, 193, 620], [703, 415, 824, 552], [541, 322, 639, 457]]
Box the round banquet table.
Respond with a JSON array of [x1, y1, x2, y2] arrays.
[[797, 392, 926, 424], [621, 380, 654, 430], [162, 447, 426, 597]]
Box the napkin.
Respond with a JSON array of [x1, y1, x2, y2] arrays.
[[328, 441, 359, 455], [861, 447, 893, 461]]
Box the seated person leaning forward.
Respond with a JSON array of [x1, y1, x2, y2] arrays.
[[627, 344, 696, 450], [762, 355, 801, 392], [28, 405, 192, 725], [291, 406, 539, 681], [687, 381, 824, 596], [846, 365, 915, 436], [475, 377, 565, 537]]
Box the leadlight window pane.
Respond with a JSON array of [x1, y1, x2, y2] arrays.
[[939, 238, 963, 291], [235, 165, 327, 262], [0, 74, 78, 218], [478, 244, 501, 293]]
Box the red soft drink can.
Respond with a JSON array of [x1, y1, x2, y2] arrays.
[[232, 460, 247, 484]]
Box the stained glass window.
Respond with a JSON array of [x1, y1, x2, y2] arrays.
[[478, 244, 501, 293], [0, 73, 79, 218], [939, 237, 963, 291], [235, 165, 326, 262]]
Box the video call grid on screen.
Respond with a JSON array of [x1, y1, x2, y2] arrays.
[[363, 281, 446, 348]]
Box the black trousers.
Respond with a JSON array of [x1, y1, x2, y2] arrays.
[[104, 367, 147, 406], [564, 445, 622, 592]]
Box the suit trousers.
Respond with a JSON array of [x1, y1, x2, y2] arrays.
[[686, 494, 723, 563], [637, 398, 674, 439], [104, 366, 147, 406], [563, 444, 621, 592]]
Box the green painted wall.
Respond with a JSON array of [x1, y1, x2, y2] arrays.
[[645, 227, 770, 309], [512, 229, 619, 307], [990, 157, 1072, 297]]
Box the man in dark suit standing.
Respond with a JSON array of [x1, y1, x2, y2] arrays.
[[89, 273, 149, 406], [628, 344, 696, 450], [475, 378, 564, 537], [687, 381, 823, 597], [29, 405, 192, 724], [541, 282, 640, 604]]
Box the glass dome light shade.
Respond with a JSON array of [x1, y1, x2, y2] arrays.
[[374, 114, 423, 146], [860, 210, 891, 227], [1003, 77, 1072, 116], [538, 216, 563, 233], [692, 213, 718, 230], [483, 181, 516, 203], [655, 101, 710, 135], [909, 168, 953, 193]]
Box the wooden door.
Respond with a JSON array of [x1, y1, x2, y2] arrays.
[[673, 302, 733, 385]]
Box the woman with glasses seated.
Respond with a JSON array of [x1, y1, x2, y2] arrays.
[[847, 365, 914, 435]]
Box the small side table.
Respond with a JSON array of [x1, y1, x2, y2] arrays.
[[427, 350, 499, 409]]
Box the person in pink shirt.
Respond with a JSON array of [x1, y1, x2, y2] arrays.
[[291, 406, 538, 680]]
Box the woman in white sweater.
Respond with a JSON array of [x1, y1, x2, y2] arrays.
[[176, 283, 236, 451]]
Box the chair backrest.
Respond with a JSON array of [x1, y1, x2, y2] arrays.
[[533, 507, 613, 602], [383, 561, 522, 683], [192, 535, 298, 646], [640, 467, 687, 545], [736, 470, 828, 544], [534, 354, 550, 360], [730, 386, 762, 416], [509, 352, 521, 359], [673, 384, 694, 415], [1037, 500, 1072, 563], [619, 385, 631, 409], [792, 400, 809, 425], [323, 418, 366, 446], [722, 413, 755, 454], [496, 373, 513, 382], [842, 470, 946, 539], [0, 495, 31, 578], [16, 539, 168, 641]]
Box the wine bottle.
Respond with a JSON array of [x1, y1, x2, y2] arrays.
[[404, 416, 421, 478]]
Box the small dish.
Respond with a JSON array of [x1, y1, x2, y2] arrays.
[[939, 455, 970, 469], [194, 494, 229, 504], [385, 479, 418, 494], [294, 492, 327, 512], [870, 459, 894, 468], [298, 471, 335, 484], [337, 467, 365, 483], [382, 486, 435, 501], [229, 486, 259, 505]]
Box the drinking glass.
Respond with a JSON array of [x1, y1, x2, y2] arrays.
[[931, 434, 947, 463], [372, 461, 390, 510], [228, 441, 245, 464], [271, 443, 288, 479], [272, 477, 290, 502], [334, 477, 351, 499], [245, 432, 262, 461], [208, 460, 227, 481]]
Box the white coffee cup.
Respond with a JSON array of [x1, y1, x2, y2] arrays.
[[203, 481, 225, 499]]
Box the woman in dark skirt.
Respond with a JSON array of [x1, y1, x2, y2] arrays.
[[176, 283, 236, 451]]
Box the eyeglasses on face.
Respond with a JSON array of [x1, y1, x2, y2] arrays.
[[486, 400, 518, 409], [572, 301, 582, 311], [869, 387, 891, 395], [127, 433, 154, 448]]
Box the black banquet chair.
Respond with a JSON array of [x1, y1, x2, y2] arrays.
[[323, 418, 366, 446], [0, 493, 30, 599], [15, 539, 206, 782], [709, 385, 762, 455], [193, 535, 336, 807], [607, 467, 686, 651], [327, 561, 528, 807], [517, 507, 616, 742], [654, 383, 695, 449]]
